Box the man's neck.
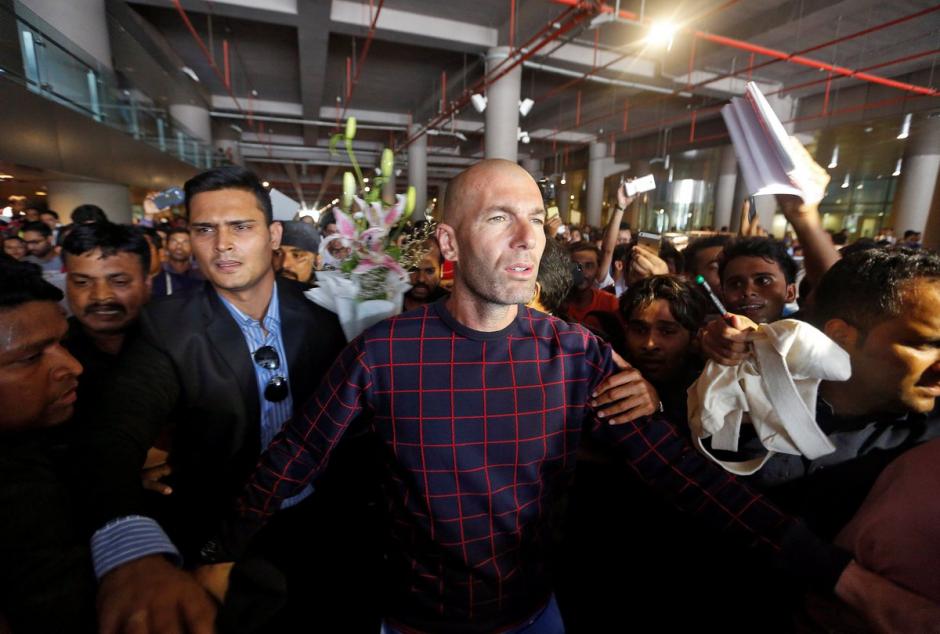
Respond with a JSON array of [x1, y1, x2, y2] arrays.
[[166, 259, 191, 275], [819, 380, 881, 418], [84, 327, 124, 356], [216, 272, 275, 322], [567, 286, 595, 309], [403, 295, 423, 312], [445, 286, 517, 332], [35, 249, 55, 262]]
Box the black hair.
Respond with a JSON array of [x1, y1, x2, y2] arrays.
[[660, 242, 684, 275], [40, 209, 59, 220], [612, 243, 631, 265], [536, 237, 574, 315], [684, 234, 731, 275], [619, 274, 707, 334], [903, 230, 919, 240], [318, 209, 337, 234], [184, 166, 272, 224], [0, 259, 63, 308], [619, 221, 631, 231], [3, 234, 25, 244], [567, 241, 601, 261], [812, 247, 940, 332], [62, 222, 151, 274], [21, 221, 52, 238], [71, 204, 109, 224], [166, 227, 190, 237], [839, 237, 880, 259], [139, 226, 164, 250], [719, 237, 797, 285]]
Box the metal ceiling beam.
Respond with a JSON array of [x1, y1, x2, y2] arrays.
[[296, 0, 331, 145]]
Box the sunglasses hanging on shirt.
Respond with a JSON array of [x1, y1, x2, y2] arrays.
[[252, 345, 290, 402]]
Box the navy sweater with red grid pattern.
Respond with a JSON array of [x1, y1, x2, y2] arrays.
[[227, 301, 848, 632]]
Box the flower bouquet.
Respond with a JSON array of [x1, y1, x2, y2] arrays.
[[305, 117, 434, 340]]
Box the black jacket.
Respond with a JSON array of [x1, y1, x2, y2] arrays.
[[77, 277, 346, 557]]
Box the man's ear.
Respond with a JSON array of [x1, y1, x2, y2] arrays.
[[785, 282, 797, 304], [269, 221, 283, 250], [824, 318, 859, 352], [436, 223, 458, 263]]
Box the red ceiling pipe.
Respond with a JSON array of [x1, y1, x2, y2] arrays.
[[767, 48, 940, 98], [551, 0, 938, 97], [342, 0, 385, 117], [223, 39, 230, 89], [171, 0, 272, 156]]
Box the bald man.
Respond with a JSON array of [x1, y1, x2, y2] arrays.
[[201, 160, 937, 633]]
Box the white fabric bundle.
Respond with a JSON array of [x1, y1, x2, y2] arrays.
[[687, 319, 851, 475]]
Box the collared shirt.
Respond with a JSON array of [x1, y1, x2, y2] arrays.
[[216, 283, 311, 508], [90, 282, 309, 578]]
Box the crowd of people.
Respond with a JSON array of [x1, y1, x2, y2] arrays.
[[1, 159, 938, 633]]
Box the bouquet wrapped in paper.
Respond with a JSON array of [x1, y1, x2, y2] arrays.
[[305, 118, 432, 339]]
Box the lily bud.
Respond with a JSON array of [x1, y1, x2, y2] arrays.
[[344, 117, 357, 141], [342, 171, 356, 209], [404, 186, 416, 218], [380, 148, 394, 177]]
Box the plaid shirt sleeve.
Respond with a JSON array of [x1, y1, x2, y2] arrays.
[[214, 337, 372, 557], [583, 339, 851, 589]]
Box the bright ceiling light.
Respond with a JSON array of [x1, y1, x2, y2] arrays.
[[35, 191, 47, 196], [893, 158, 902, 176], [841, 174, 850, 189], [519, 98, 535, 117], [181, 66, 200, 82], [828, 145, 839, 169], [647, 21, 678, 50], [262, 180, 270, 188], [518, 128, 530, 144], [470, 93, 487, 113], [0, 174, 12, 179], [897, 113, 911, 140], [560, 173, 566, 185]]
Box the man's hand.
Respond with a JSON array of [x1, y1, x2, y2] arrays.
[[98, 555, 216, 634], [835, 560, 940, 633], [194, 563, 235, 604], [590, 359, 661, 425], [545, 214, 562, 239], [628, 245, 668, 284], [700, 314, 759, 366], [142, 447, 173, 495], [615, 181, 637, 211]]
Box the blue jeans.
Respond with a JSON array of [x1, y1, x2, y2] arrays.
[[380, 595, 564, 634]]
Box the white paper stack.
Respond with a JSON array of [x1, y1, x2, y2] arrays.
[[721, 82, 823, 205]]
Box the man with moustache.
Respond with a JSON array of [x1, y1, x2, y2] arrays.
[[402, 238, 448, 311], [275, 221, 320, 287], [198, 160, 937, 633], [77, 166, 354, 633], [61, 223, 152, 425]]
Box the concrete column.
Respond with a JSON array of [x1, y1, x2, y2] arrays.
[[407, 124, 428, 221], [169, 103, 212, 144], [892, 114, 940, 236], [213, 139, 242, 166], [627, 159, 649, 230], [557, 180, 570, 223], [586, 140, 606, 227], [47, 180, 131, 224], [20, 0, 112, 69], [754, 195, 777, 234], [484, 47, 521, 162], [714, 145, 737, 231], [522, 157, 541, 179], [730, 166, 748, 232]]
